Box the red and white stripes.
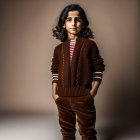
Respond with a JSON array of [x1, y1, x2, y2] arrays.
[[69, 39, 76, 62]]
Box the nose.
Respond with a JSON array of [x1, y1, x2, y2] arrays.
[[71, 19, 76, 26]]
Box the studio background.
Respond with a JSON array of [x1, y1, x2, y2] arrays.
[[0, 0, 140, 139]]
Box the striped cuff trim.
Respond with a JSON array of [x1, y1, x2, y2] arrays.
[[52, 75, 58, 77], [52, 74, 59, 79], [94, 72, 103, 74], [94, 77, 102, 79], [52, 78, 58, 80]]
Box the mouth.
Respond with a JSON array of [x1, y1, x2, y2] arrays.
[[70, 28, 76, 30]]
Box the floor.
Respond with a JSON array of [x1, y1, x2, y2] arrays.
[[0, 113, 140, 140]]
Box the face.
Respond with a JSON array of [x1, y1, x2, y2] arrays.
[[63, 10, 84, 38]]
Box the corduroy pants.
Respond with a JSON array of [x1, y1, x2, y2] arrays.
[[55, 93, 97, 140]]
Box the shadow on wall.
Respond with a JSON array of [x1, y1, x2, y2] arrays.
[[99, 71, 140, 139], [97, 3, 140, 138]]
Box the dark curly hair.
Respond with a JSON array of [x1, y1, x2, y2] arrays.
[[52, 4, 94, 42]]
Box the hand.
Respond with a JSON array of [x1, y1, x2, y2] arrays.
[[53, 94, 60, 101], [89, 90, 97, 98]]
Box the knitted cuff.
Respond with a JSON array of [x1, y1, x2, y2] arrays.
[[52, 73, 58, 84], [93, 71, 103, 84]]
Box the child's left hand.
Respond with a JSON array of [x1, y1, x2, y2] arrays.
[[90, 89, 97, 98]]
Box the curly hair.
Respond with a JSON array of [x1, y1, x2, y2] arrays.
[[52, 4, 95, 42]]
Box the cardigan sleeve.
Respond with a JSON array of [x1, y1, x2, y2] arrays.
[[90, 41, 105, 84], [51, 46, 59, 84]]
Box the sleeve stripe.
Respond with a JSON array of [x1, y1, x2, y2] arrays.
[[52, 76, 58, 78], [52, 73, 59, 81], [94, 72, 103, 74], [52, 78, 58, 80], [94, 77, 102, 79]]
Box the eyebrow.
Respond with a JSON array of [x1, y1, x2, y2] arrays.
[[67, 16, 81, 18], [66, 17, 82, 19]]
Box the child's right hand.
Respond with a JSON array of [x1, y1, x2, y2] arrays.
[[53, 94, 60, 101]]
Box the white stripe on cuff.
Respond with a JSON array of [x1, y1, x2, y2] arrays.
[[52, 74, 59, 79], [94, 72, 103, 74], [52, 75, 58, 77], [52, 78, 58, 80], [94, 77, 102, 79]]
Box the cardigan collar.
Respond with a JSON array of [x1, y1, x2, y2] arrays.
[[62, 36, 86, 87]]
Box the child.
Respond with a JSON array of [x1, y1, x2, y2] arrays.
[[51, 4, 105, 140]]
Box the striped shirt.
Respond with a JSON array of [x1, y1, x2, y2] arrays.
[[70, 39, 76, 62]]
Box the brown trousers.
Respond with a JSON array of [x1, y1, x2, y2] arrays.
[[55, 93, 97, 140]]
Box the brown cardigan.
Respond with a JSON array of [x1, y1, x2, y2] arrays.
[[51, 37, 105, 97]]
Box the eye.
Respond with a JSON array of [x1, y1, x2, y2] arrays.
[[66, 17, 82, 22], [75, 18, 82, 22], [66, 18, 71, 21]]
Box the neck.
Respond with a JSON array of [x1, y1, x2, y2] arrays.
[[68, 34, 80, 40], [68, 36, 78, 40]]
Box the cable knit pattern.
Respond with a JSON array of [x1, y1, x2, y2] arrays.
[[62, 45, 64, 87]]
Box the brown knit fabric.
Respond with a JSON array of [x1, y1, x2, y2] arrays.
[[51, 37, 105, 97]]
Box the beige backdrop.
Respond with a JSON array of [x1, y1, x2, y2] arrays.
[[0, 0, 140, 130]]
